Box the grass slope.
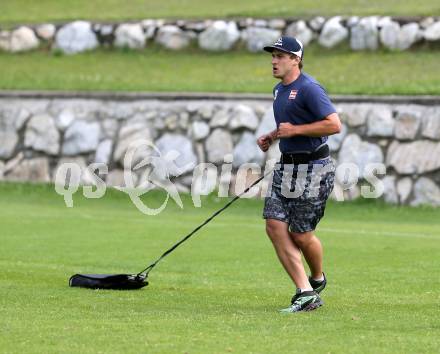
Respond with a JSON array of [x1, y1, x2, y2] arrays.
[[0, 183, 439, 353], [1, 0, 439, 25], [1, 45, 440, 95]]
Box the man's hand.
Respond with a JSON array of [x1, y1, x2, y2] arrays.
[[257, 134, 273, 152], [277, 122, 297, 138]]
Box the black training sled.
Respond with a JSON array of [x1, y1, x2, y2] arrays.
[[69, 274, 148, 290], [69, 173, 268, 290]]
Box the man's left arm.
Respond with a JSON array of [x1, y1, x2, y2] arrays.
[[277, 113, 341, 138]]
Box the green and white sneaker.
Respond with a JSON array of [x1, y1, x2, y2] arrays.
[[309, 272, 327, 294], [279, 289, 323, 313]]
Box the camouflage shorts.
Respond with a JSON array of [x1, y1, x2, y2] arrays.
[[263, 158, 335, 233]]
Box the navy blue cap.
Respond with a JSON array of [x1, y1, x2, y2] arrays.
[[263, 36, 304, 59]]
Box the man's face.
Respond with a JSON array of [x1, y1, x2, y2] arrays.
[[271, 50, 298, 79]]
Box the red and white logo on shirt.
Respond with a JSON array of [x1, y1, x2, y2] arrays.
[[288, 89, 298, 100]]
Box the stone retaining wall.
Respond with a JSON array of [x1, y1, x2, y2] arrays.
[[1, 92, 440, 206], [1, 16, 440, 54]]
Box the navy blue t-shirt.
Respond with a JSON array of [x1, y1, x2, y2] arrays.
[[272, 72, 336, 153]]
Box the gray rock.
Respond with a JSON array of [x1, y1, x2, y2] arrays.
[[419, 17, 435, 29], [156, 133, 197, 176], [394, 109, 422, 140], [268, 19, 286, 30], [398, 23, 420, 50], [338, 134, 384, 179], [0, 131, 18, 159], [255, 108, 276, 138], [229, 104, 259, 131], [55, 157, 97, 185], [177, 174, 195, 189], [94, 139, 113, 165], [179, 111, 190, 130], [108, 102, 137, 120], [242, 27, 281, 52], [96, 24, 114, 46], [382, 175, 398, 204], [14, 108, 31, 130], [185, 30, 198, 41], [186, 102, 202, 114], [55, 109, 75, 131], [164, 113, 179, 130], [367, 106, 394, 137], [205, 129, 234, 164], [63, 121, 101, 155], [309, 17, 326, 31], [253, 19, 268, 28], [380, 22, 421, 50], [114, 23, 146, 49], [9, 27, 39, 52], [198, 21, 240, 51], [210, 109, 230, 127], [285, 21, 314, 46], [240, 18, 254, 28], [421, 108, 440, 140], [99, 24, 114, 36], [35, 24, 56, 40], [48, 99, 101, 121], [6, 157, 50, 183], [387, 140, 440, 174], [318, 17, 349, 48], [350, 17, 379, 51], [0, 107, 31, 151], [24, 114, 60, 155], [154, 115, 166, 130], [328, 123, 347, 152], [183, 21, 208, 32], [54, 21, 99, 54], [232, 131, 265, 167], [411, 177, 440, 206], [4, 152, 24, 174], [0, 30, 11, 51], [113, 122, 153, 163], [100, 119, 119, 139], [141, 19, 159, 39], [106, 169, 126, 188], [339, 104, 370, 127], [190, 121, 210, 141], [397, 177, 412, 204], [194, 142, 205, 164], [197, 105, 215, 120], [377, 16, 393, 28], [424, 21, 440, 41], [253, 103, 270, 119], [155, 25, 191, 50], [2, 99, 29, 114], [346, 16, 360, 28]]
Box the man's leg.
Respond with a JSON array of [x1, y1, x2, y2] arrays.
[[265, 219, 312, 290], [289, 231, 323, 279]]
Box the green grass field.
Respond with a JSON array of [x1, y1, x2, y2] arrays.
[[1, 0, 439, 25], [1, 44, 440, 95], [1, 183, 439, 353]]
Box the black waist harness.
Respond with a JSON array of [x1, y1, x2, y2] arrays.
[[280, 144, 330, 164]]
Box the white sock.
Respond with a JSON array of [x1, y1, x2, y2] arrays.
[[313, 274, 324, 282], [300, 287, 313, 293]]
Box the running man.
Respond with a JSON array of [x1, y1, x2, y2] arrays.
[[257, 36, 341, 313]]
